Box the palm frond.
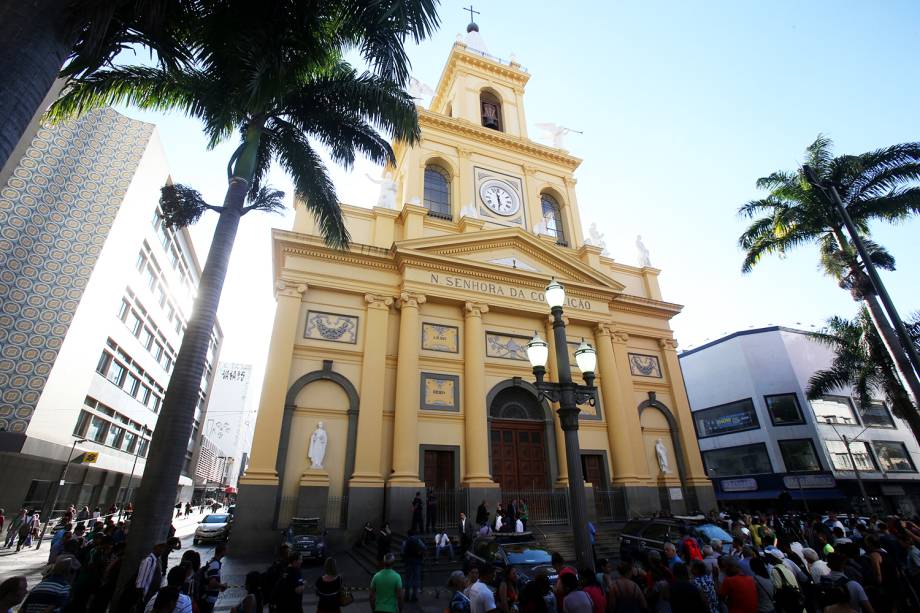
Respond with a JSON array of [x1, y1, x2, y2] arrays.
[[159, 183, 217, 228], [805, 134, 834, 175], [243, 186, 287, 215]]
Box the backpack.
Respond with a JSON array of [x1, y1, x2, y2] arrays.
[[815, 574, 850, 609], [771, 566, 805, 613]]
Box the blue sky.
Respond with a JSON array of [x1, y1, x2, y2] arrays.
[[118, 0, 920, 392]]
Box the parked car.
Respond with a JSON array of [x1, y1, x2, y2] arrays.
[[466, 533, 556, 587], [194, 513, 232, 545], [619, 517, 731, 561], [281, 517, 327, 561]]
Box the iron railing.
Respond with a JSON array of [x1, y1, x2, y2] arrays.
[[425, 488, 469, 530], [594, 489, 629, 522], [499, 489, 570, 526]]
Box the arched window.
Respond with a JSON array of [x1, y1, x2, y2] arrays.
[[541, 193, 566, 246], [480, 90, 503, 131], [423, 165, 451, 219]]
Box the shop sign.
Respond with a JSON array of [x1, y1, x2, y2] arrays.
[[669, 487, 683, 500], [721, 478, 758, 492], [783, 475, 835, 489]]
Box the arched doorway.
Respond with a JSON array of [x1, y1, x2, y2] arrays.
[[488, 385, 550, 490]]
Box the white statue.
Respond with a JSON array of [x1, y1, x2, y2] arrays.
[[636, 234, 652, 267], [366, 172, 398, 209], [534, 123, 583, 149], [585, 222, 610, 256], [408, 77, 435, 103], [533, 212, 552, 236], [459, 202, 479, 219], [655, 438, 671, 474], [308, 422, 328, 469]]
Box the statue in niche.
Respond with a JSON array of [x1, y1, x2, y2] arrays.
[[655, 438, 671, 474], [366, 171, 398, 209], [636, 234, 652, 267], [308, 422, 328, 469]]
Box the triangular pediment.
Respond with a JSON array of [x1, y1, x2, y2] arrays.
[[394, 227, 625, 293]]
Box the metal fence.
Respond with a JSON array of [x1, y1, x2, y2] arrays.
[[426, 488, 470, 530], [500, 489, 570, 526], [594, 489, 629, 522]]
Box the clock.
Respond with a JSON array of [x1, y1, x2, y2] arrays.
[[479, 179, 520, 216]]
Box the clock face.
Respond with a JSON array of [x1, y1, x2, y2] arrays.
[[479, 179, 520, 216]]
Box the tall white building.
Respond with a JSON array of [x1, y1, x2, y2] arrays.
[[191, 362, 254, 494], [0, 109, 222, 514], [679, 326, 920, 515]]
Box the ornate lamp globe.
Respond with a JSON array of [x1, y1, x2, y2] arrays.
[[544, 278, 566, 309], [573, 339, 597, 375], [526, 332, 549, 368]]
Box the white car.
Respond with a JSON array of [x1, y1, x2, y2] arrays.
[[194, 513, 231, 545]]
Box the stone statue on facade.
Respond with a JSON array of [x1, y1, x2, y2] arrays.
[[308, 422, 328, 469], [585, 222, 610, 256], [655, 438, 671, 474], [460, 202, 479, 219], [533, 212, 552, 237], [366, 171, 398, 209], [636, 234, 652, 267]]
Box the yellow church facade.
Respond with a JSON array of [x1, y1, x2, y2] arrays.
[[235, 32, 714, 547]]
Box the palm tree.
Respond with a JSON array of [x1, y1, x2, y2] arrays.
[[0, 0, 193, 173], [808, 308, 918, 429], [738, 135, 920, 425], [48, 0, 439, 603]]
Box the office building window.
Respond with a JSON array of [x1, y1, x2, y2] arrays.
[[138, 438, 150, 458], [873, 441, 916, 472], [126, 374, 141, 397], [87, 416, 107, 443], [693, 398, 759, 438], [859, 401, 895, 428], [96, 351, 111, 375], [106, 360, 127, 386], [140, 327, 154, 350], [122, 431, 138, 454], [765, 393, 804, 426], [811, 395, 859, 426], [825, 439, 876, 471], [105, 425, 124, 448], [703, 443, 772, 477], [778, 439, 822, 472]]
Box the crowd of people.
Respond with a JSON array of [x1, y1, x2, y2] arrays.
[[609, 511, 920, 612]]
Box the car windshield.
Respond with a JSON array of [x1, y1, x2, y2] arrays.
[[696, 523, 731, 543], [290, 524, 321, 536], [504, 545, 552, 565], [202, 515, 228, 524]]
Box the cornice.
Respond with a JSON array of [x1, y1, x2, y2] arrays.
[[418, 110, 581, 170], [610, 294, 683, 318]]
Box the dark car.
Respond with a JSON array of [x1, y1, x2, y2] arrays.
[[466, 533, 556, 587], [619, 517, 731, 562], [281, 517, 327, 561], [194, 513, 231, 545]]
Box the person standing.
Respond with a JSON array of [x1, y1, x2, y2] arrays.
[[476, 501, 489, 527], [5, 509, 24, 548], [690, 561, 719, 613], [458, 512, 474, 555], [607, 561, 646, 613], [498, 567, 520, 613], [136, 543, 166, 608], [410, 492, 424, 534], [20, 556, 79, 612], [0, 576, 28, 613], [469, 565, 499, 613], [200, 544, 228, 613], [447, 570, 471, 613], [402, 530, 425, 602], [426, 490, 438, 533], [718, 558, 758, 613], [519, 500, 529, 531], [315, 557, 342, 613], [275, 553, 305, 613], [370, 553, 404, 613], [144, 566, 194, 613]]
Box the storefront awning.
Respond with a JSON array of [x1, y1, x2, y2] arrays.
[[789, 488, 846, 500]]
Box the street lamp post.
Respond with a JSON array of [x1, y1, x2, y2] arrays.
[[118, 439, 145, 521], [526, 279, 599, 571], [36, 438, 88, 548], [841, 434, 873, 516]]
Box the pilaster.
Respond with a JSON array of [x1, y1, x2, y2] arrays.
[[241, 281, 307, 484], [389, 291, 426, 486], [399, 204, 427, 240], [608, 328, 645, 483], [641, 267, 663, 301], [372, 208, 400, 248], [349, 294, 393, 485], [463, 302, 497, 487], [658, 338, 708, 484], [595, 324, 639, 482], [457, 146, 475, 215]]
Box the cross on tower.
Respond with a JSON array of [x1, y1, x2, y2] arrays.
[[464, 4, 479, 23]]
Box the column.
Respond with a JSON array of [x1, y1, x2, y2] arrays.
[[545, 316, 568, 486], [349, 294, 394, 485], [463, 302, 493, 485], [235, 281, 305, 550], [242, 280, 307, 483], [389, 291, 426, 484], [658, 339, 708, 480], [595, 324, 638, 482], [457, 147, 474, 213]]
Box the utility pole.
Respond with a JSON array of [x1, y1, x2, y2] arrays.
[[842, 434, 873, 516], [36, 438, 87, 548]]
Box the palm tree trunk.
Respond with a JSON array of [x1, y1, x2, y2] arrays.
[[0, 0, 74, 172], [111, 177, 247, 608], [863, 293, 920, 436]]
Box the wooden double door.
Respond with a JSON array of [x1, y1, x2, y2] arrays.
[[490, 420, 548, 490]]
